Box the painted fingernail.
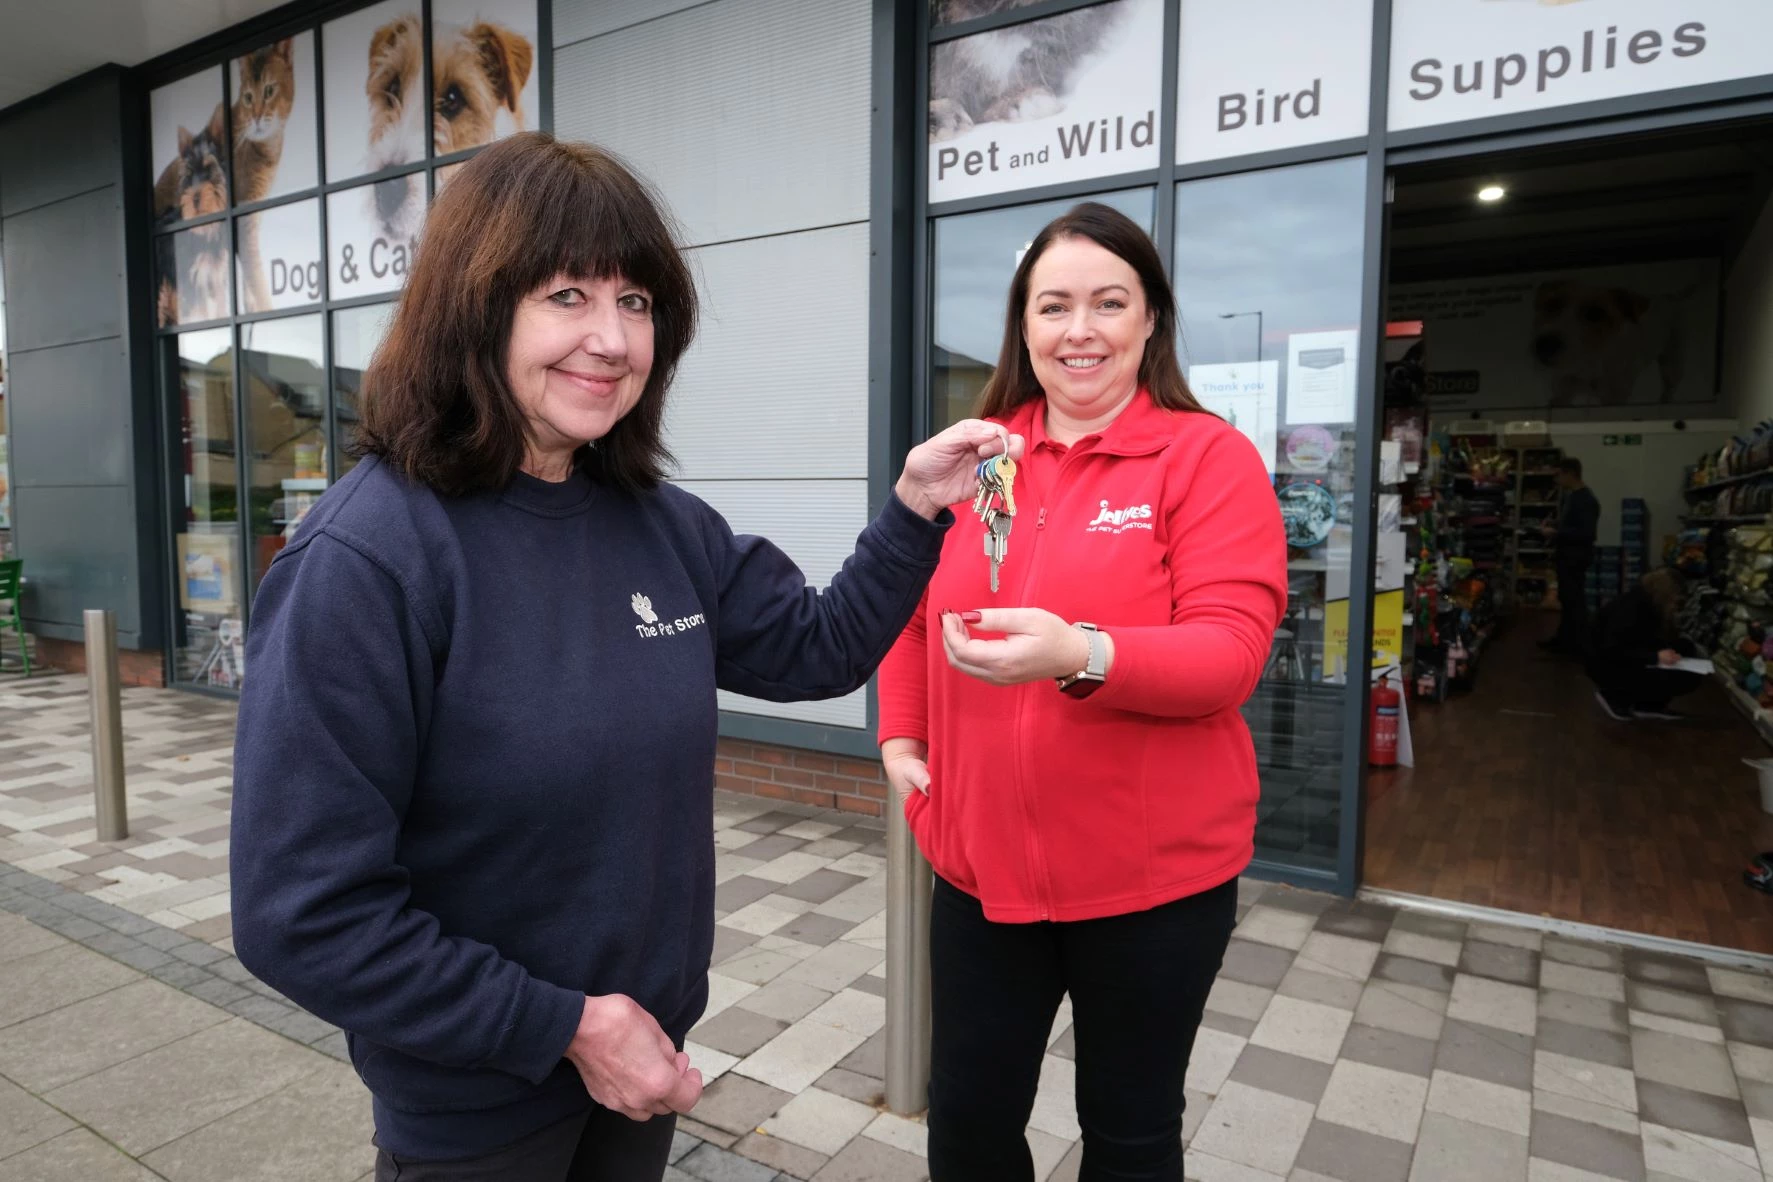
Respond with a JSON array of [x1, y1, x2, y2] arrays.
[[959, 611, 983, 624]]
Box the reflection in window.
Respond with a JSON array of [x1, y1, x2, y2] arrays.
[[242, 316, 326, 594], [1174, 156, 1368, 873], [332, 303, 396, 477], [931, 189, 1154, 430], [171, 328, 242, 688]]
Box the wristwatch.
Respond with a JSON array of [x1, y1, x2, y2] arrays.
[[1056, 622, 1108, 699]]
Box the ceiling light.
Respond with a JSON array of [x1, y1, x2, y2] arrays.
[[1477, 184, 1507, 202]]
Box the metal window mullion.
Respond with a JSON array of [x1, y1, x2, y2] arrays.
[[538, 0, 554, 134], [1337, 0, 1397, 898], [1153, 0, 1179, 272], [231, 325, 252, 639], [316, 16, 337, 485]]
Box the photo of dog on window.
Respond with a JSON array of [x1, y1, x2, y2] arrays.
[[360, 12, 532, 243]]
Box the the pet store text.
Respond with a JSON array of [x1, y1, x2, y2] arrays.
[[336, 237, 413, 286]]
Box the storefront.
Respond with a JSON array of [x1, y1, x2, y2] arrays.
[[3, 0, 1773, 934]]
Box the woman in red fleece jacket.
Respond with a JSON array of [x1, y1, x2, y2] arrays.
[[878, 202, 1287, 1182]]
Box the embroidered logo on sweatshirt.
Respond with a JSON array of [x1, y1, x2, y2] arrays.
[[632, 592, 707, 640], [1086, 500, 1154, 534]]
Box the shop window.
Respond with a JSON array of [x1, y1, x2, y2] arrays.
[[230, 32, 319, 201], [1173, 155, 1368, 873], [927, 0, 1163, 204], [931, 188, 1154, 431], [331, 303, 397, 477], [170, 328, 243, 689], [327, 179, 425, 300], [236, 198, 322, 314], [147, 0, 541, 693], [241, 316, 326, 595]]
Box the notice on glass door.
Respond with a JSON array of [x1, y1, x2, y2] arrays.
[[1285, 330, 1359, 425], [1188, 360, 1279, 474]]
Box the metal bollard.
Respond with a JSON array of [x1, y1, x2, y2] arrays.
[[884, 799, 932, 1114], [84, 610, 128, 842]]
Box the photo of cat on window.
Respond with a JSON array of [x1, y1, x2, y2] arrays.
[[154, 105, 231, 327], [234, 38, 298, 312], [929, 0, 1127, 142]]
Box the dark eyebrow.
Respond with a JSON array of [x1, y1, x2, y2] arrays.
[[1034, 284, 1131, 300]]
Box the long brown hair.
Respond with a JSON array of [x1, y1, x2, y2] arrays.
[[976, 201, 1203, 421], [356, 133, 696, 495]]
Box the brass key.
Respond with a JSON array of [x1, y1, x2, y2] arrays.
[[975, 453, 1016, 594]]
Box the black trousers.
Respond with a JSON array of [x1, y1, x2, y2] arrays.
[[1555, 550, 1592, 650], [927, 875, 1237, 1182], [373, 1109, 676, 1182], [1586, 651, 1705, 712]]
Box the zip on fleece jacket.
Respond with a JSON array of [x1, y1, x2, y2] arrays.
[[877, 391, 1288, 923]]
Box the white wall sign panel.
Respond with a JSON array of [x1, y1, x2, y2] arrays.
[[666, 225, 869, 481], [1389, 0, 1773, 133], [553, 0, 869, 248], [682, 479, 872, 729], [928, 0, 1163, 203], [1175, 0, 1372, 166]]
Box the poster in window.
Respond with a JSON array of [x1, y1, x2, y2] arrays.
[[156, 224, 233, 328], [430, 0, 538, 156], [230, 32, 318, 204], [927, 0, 1162, 203], [150, 68, 228, 226], [323, 0, 425, 184], [328, 180, 426, 299], [178, 532, 240, 612], [930, 0, 1045, 26], [237, 199, 322, 314], [1188, 361, 1279, 474]]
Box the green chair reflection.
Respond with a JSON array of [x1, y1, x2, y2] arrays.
[[0, 559, 30, 677]]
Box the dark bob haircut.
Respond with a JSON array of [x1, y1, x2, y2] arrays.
[[977, 201, 1203, 421], [356, 133, 696, 494]]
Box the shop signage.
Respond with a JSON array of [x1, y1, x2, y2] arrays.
[[928, 0, 1162, 203], [1175, 0, 1373, 166], [1389, 0, 1773, 133]]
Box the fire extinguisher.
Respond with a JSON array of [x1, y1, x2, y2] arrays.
[[1370, 667, 1400, 768]]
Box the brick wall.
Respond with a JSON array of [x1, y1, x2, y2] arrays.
[[715, 737, 887, 817], [35, 636, 166, 688]]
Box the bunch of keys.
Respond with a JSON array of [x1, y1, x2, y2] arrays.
[[972, 444, 1017, 593]]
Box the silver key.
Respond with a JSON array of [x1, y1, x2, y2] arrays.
[[986, 514, 1012, 592]]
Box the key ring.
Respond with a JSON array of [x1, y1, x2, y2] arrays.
[[990, 423, 1010, 461]]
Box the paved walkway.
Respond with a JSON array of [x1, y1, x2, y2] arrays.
[[3, 674, 1773, 1180]]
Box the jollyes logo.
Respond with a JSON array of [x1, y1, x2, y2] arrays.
[[1086, 500, 1155, 534]]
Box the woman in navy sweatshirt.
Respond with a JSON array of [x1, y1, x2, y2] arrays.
[[229, 133, 1019, 1181]]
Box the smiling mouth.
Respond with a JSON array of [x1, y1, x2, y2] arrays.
[[555, 368, 625, 392], [1061, 357, 1105, 369]]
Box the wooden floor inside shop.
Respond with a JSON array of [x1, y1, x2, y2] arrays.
[[1364, 616, 1773, 954]]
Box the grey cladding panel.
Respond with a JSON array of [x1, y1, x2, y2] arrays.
[[10, 485, 143, 636], [4, 186, 124, 350], [0, 75, 121, 217], [666, 224, 868, 481], [554, 0, 869, 247], [6, 339, 133, 488]]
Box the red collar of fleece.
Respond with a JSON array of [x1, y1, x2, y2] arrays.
[[1003, 388, 1183, 458]]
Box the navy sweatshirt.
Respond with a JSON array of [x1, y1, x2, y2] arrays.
[[230, 456, 947, 1158]]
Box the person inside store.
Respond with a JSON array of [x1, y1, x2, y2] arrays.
[[227, 132, 1024, 1182], [877, 202, 1288, 1182], [1588, 567, 1706, 721], [1541, 456, 1601, 655]]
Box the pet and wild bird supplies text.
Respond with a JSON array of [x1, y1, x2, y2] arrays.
[[934, 110, 1156, 189]]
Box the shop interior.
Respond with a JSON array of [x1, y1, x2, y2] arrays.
[[1361, 118, 1773, 954]]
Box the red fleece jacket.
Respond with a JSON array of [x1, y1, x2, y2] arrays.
[[878, 391, 1288, 922]]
